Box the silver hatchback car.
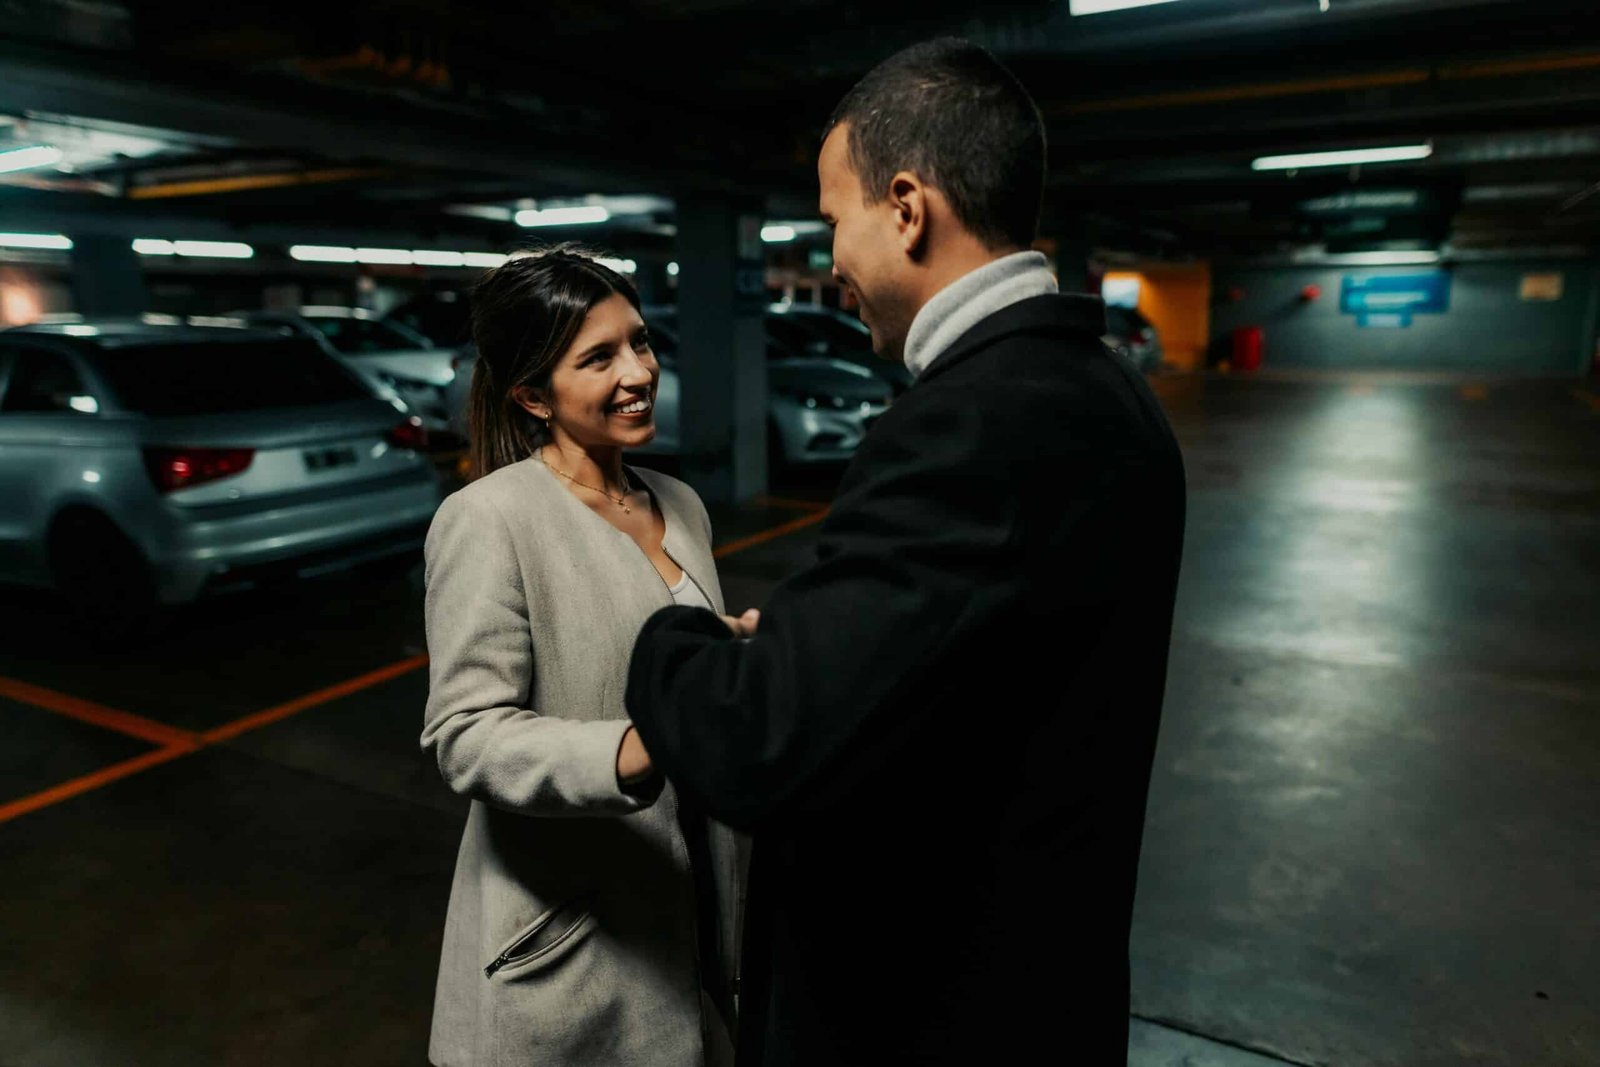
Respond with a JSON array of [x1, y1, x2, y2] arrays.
[[0, 320, 442, 636]]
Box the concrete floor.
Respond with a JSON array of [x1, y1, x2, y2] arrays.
[[1, 374, 1596, 1065]]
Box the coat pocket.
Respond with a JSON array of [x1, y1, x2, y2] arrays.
[[484, 896, 593, 979]]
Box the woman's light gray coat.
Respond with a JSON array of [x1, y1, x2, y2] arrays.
[[421, 457, 733, 1067]]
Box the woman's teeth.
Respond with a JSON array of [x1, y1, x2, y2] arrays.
[[614, 398, 651, 414]]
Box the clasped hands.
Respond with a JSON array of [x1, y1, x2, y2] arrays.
[[616, 607, 762, 787]]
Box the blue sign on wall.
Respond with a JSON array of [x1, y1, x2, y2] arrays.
[[1357, 311, 1413, 329], [1340, 272, 1450, 316]]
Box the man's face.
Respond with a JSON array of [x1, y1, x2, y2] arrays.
[[818, 124, 915, 362]]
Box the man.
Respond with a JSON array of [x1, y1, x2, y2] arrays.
[[624, 37, 1186, 1066]]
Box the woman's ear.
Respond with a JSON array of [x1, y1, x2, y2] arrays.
[[510, 384, 550, 421]]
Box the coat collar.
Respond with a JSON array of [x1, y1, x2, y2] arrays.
[[915, 294, 1108, 386]]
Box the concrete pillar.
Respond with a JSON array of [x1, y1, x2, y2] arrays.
[[674, 195, 768, 503], [69, 234, 145, 317]]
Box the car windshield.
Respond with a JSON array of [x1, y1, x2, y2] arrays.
[[93, 339, 370, 417], [788, 310, 871, 354], [385, 293, 471, 347], [308, 315, 432, 354], [1104, 306, 1151, 336]]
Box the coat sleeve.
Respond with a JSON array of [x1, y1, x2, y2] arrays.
[[625, 399, 1034, 831], [422, 489, 662, 816]]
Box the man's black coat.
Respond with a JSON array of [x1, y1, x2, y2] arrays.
[[626, 293, 1186, 1066]]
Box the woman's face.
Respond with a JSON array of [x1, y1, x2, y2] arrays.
[[523, 292, 659, 451]]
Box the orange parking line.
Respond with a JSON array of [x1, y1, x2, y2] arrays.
[[0, 744, 195, 825], [0, 654, 430, 824], [201, 654, 430, 744], [0, 675, 199, 748], [714, 509, 830, 559], [3, 505, 834, 824]]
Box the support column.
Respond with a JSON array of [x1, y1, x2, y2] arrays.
[[674, 195, 768, 503], [69, 234, 146, 317]]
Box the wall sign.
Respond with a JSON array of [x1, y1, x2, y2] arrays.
[[1357, 311, 1412, 329], [1340, 271, 1450, 315], [1519, 273, 1564, 301]]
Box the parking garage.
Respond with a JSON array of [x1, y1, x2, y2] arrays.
[[2, 2, 1599, 1065]]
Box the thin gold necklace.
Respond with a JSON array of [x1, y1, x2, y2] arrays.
[[540, 449, 633, 513]]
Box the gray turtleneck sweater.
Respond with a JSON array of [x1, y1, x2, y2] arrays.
[[901, 250, 1060, 379]]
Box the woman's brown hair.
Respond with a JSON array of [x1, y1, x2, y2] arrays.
[[466, 245, 641, 480]]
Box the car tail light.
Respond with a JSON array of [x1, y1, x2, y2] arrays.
[[387, 416, 430, 450], [143, 447, 255, 493]]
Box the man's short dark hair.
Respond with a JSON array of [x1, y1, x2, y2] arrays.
[[824, 38, 1046, 251]]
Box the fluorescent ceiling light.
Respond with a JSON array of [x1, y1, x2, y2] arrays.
[[174, 240, 253, 259], [1069, 0, 1186, 13], [355, 247, 413, 265], [666, 261, 680, 277], [462, 252, 509, 268], [1333, 250, 1441, 266], [135, 238, 253, 258], [62, 325, 99, 337], [410, 250, 465, 267], [68, 395, 100, 413], [596, 257, 637, 274], [0, 232, 73, 250], [0, 145, 65, 174], [290, 245, 358, 263], [761, 225, 797, 243], [515, 205, 610, 227], [1252, 144, 1432, 171]]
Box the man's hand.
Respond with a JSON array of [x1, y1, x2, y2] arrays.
[[721, 608, 761, 638]]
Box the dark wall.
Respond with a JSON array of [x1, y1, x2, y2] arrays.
[[1211, 261, 1600, 375]]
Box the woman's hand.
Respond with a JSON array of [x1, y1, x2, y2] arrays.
[[616, 726, 654, 786], [721, 608, 761, 638]]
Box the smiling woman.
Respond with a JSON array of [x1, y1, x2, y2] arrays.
[[419, 244, 740, 1066]]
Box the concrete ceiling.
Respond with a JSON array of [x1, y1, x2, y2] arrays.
[[4, 0, 1600, 260]]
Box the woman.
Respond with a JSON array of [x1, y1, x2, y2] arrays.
[[421, 248, 737, 1067]]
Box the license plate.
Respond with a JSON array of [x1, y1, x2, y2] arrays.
[[303, 445, 358, 472]]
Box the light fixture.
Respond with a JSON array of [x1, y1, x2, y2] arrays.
[[462, 252, 509, 268], [410, 250, 465, 267], [0, 232, 73, 250], [174, 240, 253, 259], [596, 257, 637, 274], [666, 262, 680, 277], [1069, 0, 1186, 13], [355, 247, 414, 265], [0, 145, 65, 175], [1252, 144, 1432, 171], [68, 395, 100, 414], [132, 239, 176, 256], [1332, 250, 1441, 266], [290, 245, 359, 263], [515, 205, 611, 227], [761, 225, 798, 243]]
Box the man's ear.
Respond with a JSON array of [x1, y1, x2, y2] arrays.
[[510, 384, 550, 421], [889, 171, 928, 258]]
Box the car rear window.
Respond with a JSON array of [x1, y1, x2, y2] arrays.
[[93, 339, 370, 416]]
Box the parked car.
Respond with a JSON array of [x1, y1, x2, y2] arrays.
[[0, 319, 442, 638], [382, 290, 476, 439], [236, 306, 460, 429], [644, 305, 891, 465], [766, 301, 913, 394], [1102, 305, 1165, 372]]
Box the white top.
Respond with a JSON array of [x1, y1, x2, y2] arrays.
[[668, 568, 714, 612], [902, 250, 1060, 379]]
